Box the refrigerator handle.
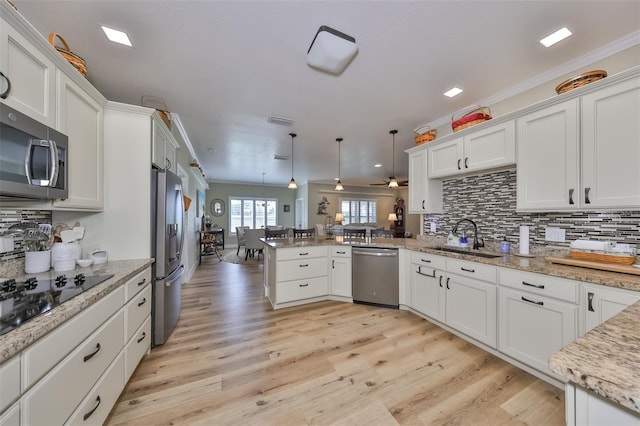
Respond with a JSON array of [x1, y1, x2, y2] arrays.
[[177, 186, 185, 260]]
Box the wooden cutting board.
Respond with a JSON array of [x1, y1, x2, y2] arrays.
[[545, 256, 640, 276]]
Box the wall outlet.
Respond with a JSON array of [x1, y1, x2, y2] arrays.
[[545, 227, 565, 242], [0, 237, 15, 253], [430, 222, 437, 233]]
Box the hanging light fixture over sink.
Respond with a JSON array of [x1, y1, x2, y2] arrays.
[[388, 130, 399, 188], [287, 133, 298, 189], [335, 137, 344, 191]]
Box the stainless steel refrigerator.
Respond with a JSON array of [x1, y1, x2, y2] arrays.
[[151, 168, 185, 346]]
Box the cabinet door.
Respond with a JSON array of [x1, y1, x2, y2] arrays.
[[0, 18, 56, 127], [152, 120, 167, 169], [573, 385, 640, 426], [581, 78, 640, 208], [583, 284, 640, 334], [516, 99, 579, 211], [427, 138, 463, 178], [445, 273, 496, 348], [330, 257, 352, 298], [463, 121, 515, 173], [408, 148, 443, 214], [54, 71, 104, 210], [410, 265, 444, 322], [499, 287, 577, 378]]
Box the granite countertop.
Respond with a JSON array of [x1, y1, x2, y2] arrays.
[[0, 259, 153, 363], [549, 302, 640, 414], [262, 236, 640, 291]]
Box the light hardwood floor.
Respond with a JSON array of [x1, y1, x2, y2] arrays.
[[106, 253, 565, 425]]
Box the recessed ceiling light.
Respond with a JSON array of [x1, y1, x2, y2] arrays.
[[540, 27, 572, 47], [374, 164, 382, 168], [444, 87, 463, 98], [101, 25, 132, 47]]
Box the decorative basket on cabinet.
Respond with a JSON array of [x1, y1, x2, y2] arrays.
[[414, 125, 437, 145], [555, 70, 607, 94], [451, 106, 492, 132], [48, 33, 87, 77]]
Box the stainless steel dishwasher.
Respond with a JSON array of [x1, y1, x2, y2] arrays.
[[352, 247, 399, 309]]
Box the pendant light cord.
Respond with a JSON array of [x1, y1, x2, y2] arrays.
[[390, 129, 398, 178]]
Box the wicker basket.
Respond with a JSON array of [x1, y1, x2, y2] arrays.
[[48, 33, 87, 77], [141, 96, 171, 128], [555, 70, 607, 94], [414, 125, 437, 145], [570, 250, 636, 265], [452, 106, 492, 132]]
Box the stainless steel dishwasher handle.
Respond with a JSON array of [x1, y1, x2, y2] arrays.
[[353, 250, 397, 257]]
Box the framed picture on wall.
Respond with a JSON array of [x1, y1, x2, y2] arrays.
[[197, 190, 205, 217], [283, 204, 290, 212]]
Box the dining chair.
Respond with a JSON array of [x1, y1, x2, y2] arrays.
[[293, 228, 315, 238], [371, 228, 393, 238], [315, 224, 326, 237], [343, 228, 366, 239], [244, 228, 266, 260], [265, 228, 290, 239], [235, 226, 249, 255]]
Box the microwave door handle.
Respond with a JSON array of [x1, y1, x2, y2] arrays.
[[48, 140, 59, 187], [24, 139, 36, 184], [24, 139, 58, 186]]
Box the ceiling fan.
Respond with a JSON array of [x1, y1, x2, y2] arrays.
[[370, 129, 408, 187]]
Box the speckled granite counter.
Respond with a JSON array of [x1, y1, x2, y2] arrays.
[[0, 259, 153, 363], [549, 302, 640, 414], [262, 236, 640, 291]]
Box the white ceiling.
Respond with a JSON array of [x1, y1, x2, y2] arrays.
[[13, 1, 640, 187]]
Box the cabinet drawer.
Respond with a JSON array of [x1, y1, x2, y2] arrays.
[[276, 276, 328, 303], [22, 286, 124, 390], [277, 257, 328, 282], [125, 284, 151, 341], [0, 402, 19, 426], [277, 246, 328, 261], [23, 311, 124, 426], [65, 352, 125, 426], [446, 258, 496, 283], [411, 251, 446, 270], [499, 268, 579, 303], [125, 267, 152, 301], [330, 246, 351, 258], [125, 316, 151, 381], [0, 356, 20, 413]]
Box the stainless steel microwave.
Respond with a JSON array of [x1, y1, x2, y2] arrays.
[[0, 103, 68, 200]]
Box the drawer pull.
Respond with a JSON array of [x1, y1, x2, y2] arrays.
[[137, 297, 147, 307], [416, 267, 436, 278], [83, 343, 101, 362], [137, 331, 147, 343], [521, 296, 543, 306], [138, 277, 147, 286], [585, 187, 591, 204], [420, 258, 431, 263], [299, 252, 309, 256], [522, 281, 544, 289], [588, 292, 595, 312], [460, 267, 475, 273], [299, 283, 309, 287], [569, 188, 575, 205], [299, 263, 309, 268], [332, 260, 335, 269], [83, 395, 101, 421], [336, 251, 346, 254]]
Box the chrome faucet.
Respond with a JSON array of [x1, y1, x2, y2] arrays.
[[452, 218, 484, 250]]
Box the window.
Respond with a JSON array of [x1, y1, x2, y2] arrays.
[[229, 197, 278, 231], [340, 198, 377, 225]]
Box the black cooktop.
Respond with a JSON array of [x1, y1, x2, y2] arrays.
[[0, 273, 114, 336]]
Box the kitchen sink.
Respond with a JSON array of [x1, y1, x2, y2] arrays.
[[432, 246, 503, 258]]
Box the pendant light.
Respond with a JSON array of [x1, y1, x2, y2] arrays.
[[287, 133, 298, 189], [388, 129, 399, 188], [335, 137, 344, 191]]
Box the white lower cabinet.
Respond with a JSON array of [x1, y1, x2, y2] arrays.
[[567, 384, 640, 426], [582, 283, 640, 335], [0, 356, 20, 415], [410, 263, 445, 322], [125, 317, 152, 381], [0, 403, 19, 426], [330, 246, 352, 298]]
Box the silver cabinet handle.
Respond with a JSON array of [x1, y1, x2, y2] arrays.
[[521, 296, 543, 306], [137, 331, 147, 343], [83, 396, 101, 421], [83, 343, 101, 362], [137, 297, 147, 307], [569, 188, 574, 205], [585, 187, 591, 204], [522, 281, 544, 289], [588, 292, 595, 312]]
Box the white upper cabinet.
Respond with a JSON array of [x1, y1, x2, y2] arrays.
[[152, 117, 178, 173], [428, 121, 515, 179], [581, 78, 640, 208], [0, 16, 56, 127], [516, 99, 580, 211], [517, 73, 640, 211], [408, 147, 443, 214], [53, 71, 104, 210]]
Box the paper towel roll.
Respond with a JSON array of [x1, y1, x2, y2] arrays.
[[519, 226, 530, 255], [570, 240, 613, 251]]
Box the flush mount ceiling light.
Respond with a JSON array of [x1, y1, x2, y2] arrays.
[[101, 25, 132, 46], [268, 115, 295, 126], [287, 133, 298, 189], [335, 138, 344, 191], [540, 27, 572, 47], [388, 130, 399, 188], [307, 25, 358, 74], [444, 87, 463, 98]]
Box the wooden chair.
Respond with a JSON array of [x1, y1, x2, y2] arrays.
[[244, 228, 265, 260], [294, 228, 315, 238], [343, 228, 366, 239], [235, 226, 249, 255], [265, 228, 289, 240]]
